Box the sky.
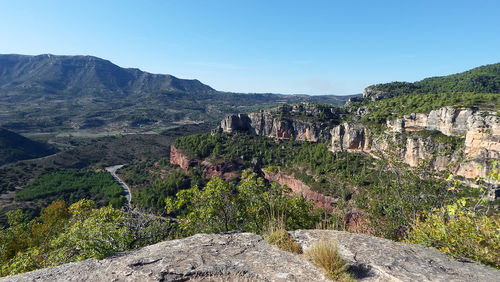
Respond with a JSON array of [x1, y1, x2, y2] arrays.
[[0, 0, 499, 95]]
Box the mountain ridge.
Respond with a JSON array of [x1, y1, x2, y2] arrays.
[[0, 54, 355, 134], [364, 62, 500, 101], [0, 54, 215, 96]]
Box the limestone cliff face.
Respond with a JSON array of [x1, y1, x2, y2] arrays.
[[330, 122, 372, 152], [217, 104, 498, 185], [327, 107, 499, 185], [217, 103, 340, 142], [218, 105, 498, 185], [263, 170, 337, 212], [6, 230, 499, 282], [386, 107, 499, 181]]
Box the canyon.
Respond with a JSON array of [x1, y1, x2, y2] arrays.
[[217, 104, 499, 188]]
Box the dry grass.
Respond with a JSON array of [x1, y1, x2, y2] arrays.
[[265, 228, 303, 254], [305, 240, 354, 281]]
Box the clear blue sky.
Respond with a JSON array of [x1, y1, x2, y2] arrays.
[[1, 0, 499, 95]]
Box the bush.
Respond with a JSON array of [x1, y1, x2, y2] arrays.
[[305, 240, 353, 281], [405, 198, 500, 268]]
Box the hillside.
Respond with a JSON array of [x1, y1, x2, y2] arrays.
[[0, 54, 215, 96], [364, 62, 500, 101], [1, 61, 499, 277], [0, 54, 356, 134], [0, 128, 58, 166]]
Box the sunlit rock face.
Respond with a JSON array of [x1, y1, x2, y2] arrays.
[[217, 104, 499, 186]]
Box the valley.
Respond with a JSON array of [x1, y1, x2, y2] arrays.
[[0, 56, 499, 278]]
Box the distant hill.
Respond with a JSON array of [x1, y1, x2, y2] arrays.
[[0, 54, 215, 96], [0, 54, 355, 134], [365, 63, 500, 100], [0, 128, 58, 166]]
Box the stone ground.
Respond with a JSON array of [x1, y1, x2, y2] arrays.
[[2, 230, 499, 282]]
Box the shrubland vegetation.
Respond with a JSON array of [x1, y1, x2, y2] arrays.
[[174, 132, 376, 198], [0, 124, 211, 226], [15, 170, 126, 208], [0, 199, 170, 277], [369, 62, 500, 95], [172, 132, 481, 239], [406, 163, 500, 268], [350, 92, 499, 127], [165, 170, 320, 236]]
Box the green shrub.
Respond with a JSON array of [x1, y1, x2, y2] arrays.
[[405, 198, 500, 268]]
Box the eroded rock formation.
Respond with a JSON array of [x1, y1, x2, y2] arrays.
[[4, 231, 499, 282], [263, 170, 337, 212], [169, 146, 194, 171], [217, 103, 341, 142], [217, 104, 498, 185]]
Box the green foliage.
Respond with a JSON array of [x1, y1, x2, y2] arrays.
[[265, 229, 303, 254], [411, 130, 464, 151], [405, 198, 499, 268], [356, 152, 478, 239], [165, 170, 320, 236], [174, 132, 375, 197], [173, 132, 471, 239], [406, 164, 500, 268], [15, 170, 125, 208], [353, 92, 499, 127], [133, 171, 193, 214], [49, 204, 133, 262], [0, 199, 170, 277], [369, 63, 500, 95]]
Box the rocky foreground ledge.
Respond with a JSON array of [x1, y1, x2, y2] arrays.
[[2, 230, 498, 282]]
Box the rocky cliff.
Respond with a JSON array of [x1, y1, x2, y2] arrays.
[[263, 171, 337, 212], [169, 146, 194, 171], [216, 103, 342, 142], [218, 104, 499, 186], [4, 230, 499, 282], [170, 146, 241, 180]]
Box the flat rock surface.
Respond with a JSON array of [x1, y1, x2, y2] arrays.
[[3, 230, 499, 281], [290, 230, 500, 281], [1, 232, 329, 282]]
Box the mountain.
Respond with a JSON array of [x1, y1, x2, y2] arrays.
[[364, 62, 500, 101], [0, 54, 356, 134], [0, 54, 215, 96], [0, 128, 58, 166]]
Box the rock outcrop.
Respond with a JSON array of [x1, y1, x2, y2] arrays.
[[330, 122, 372, 152], [170, 146, 240, 180], [169, 146, 194, 171], [362, 87, 391, 101], [4, 230, 499, 282], [263, 171, 337, 212], [386, 107, 499, 182], [291, 230, 500, 282], [215, 104, 499, 187], [217, 103, 341, 142]]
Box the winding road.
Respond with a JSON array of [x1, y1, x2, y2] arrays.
[[105, 165, 172, 221], [105, 165, 131, 208]]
